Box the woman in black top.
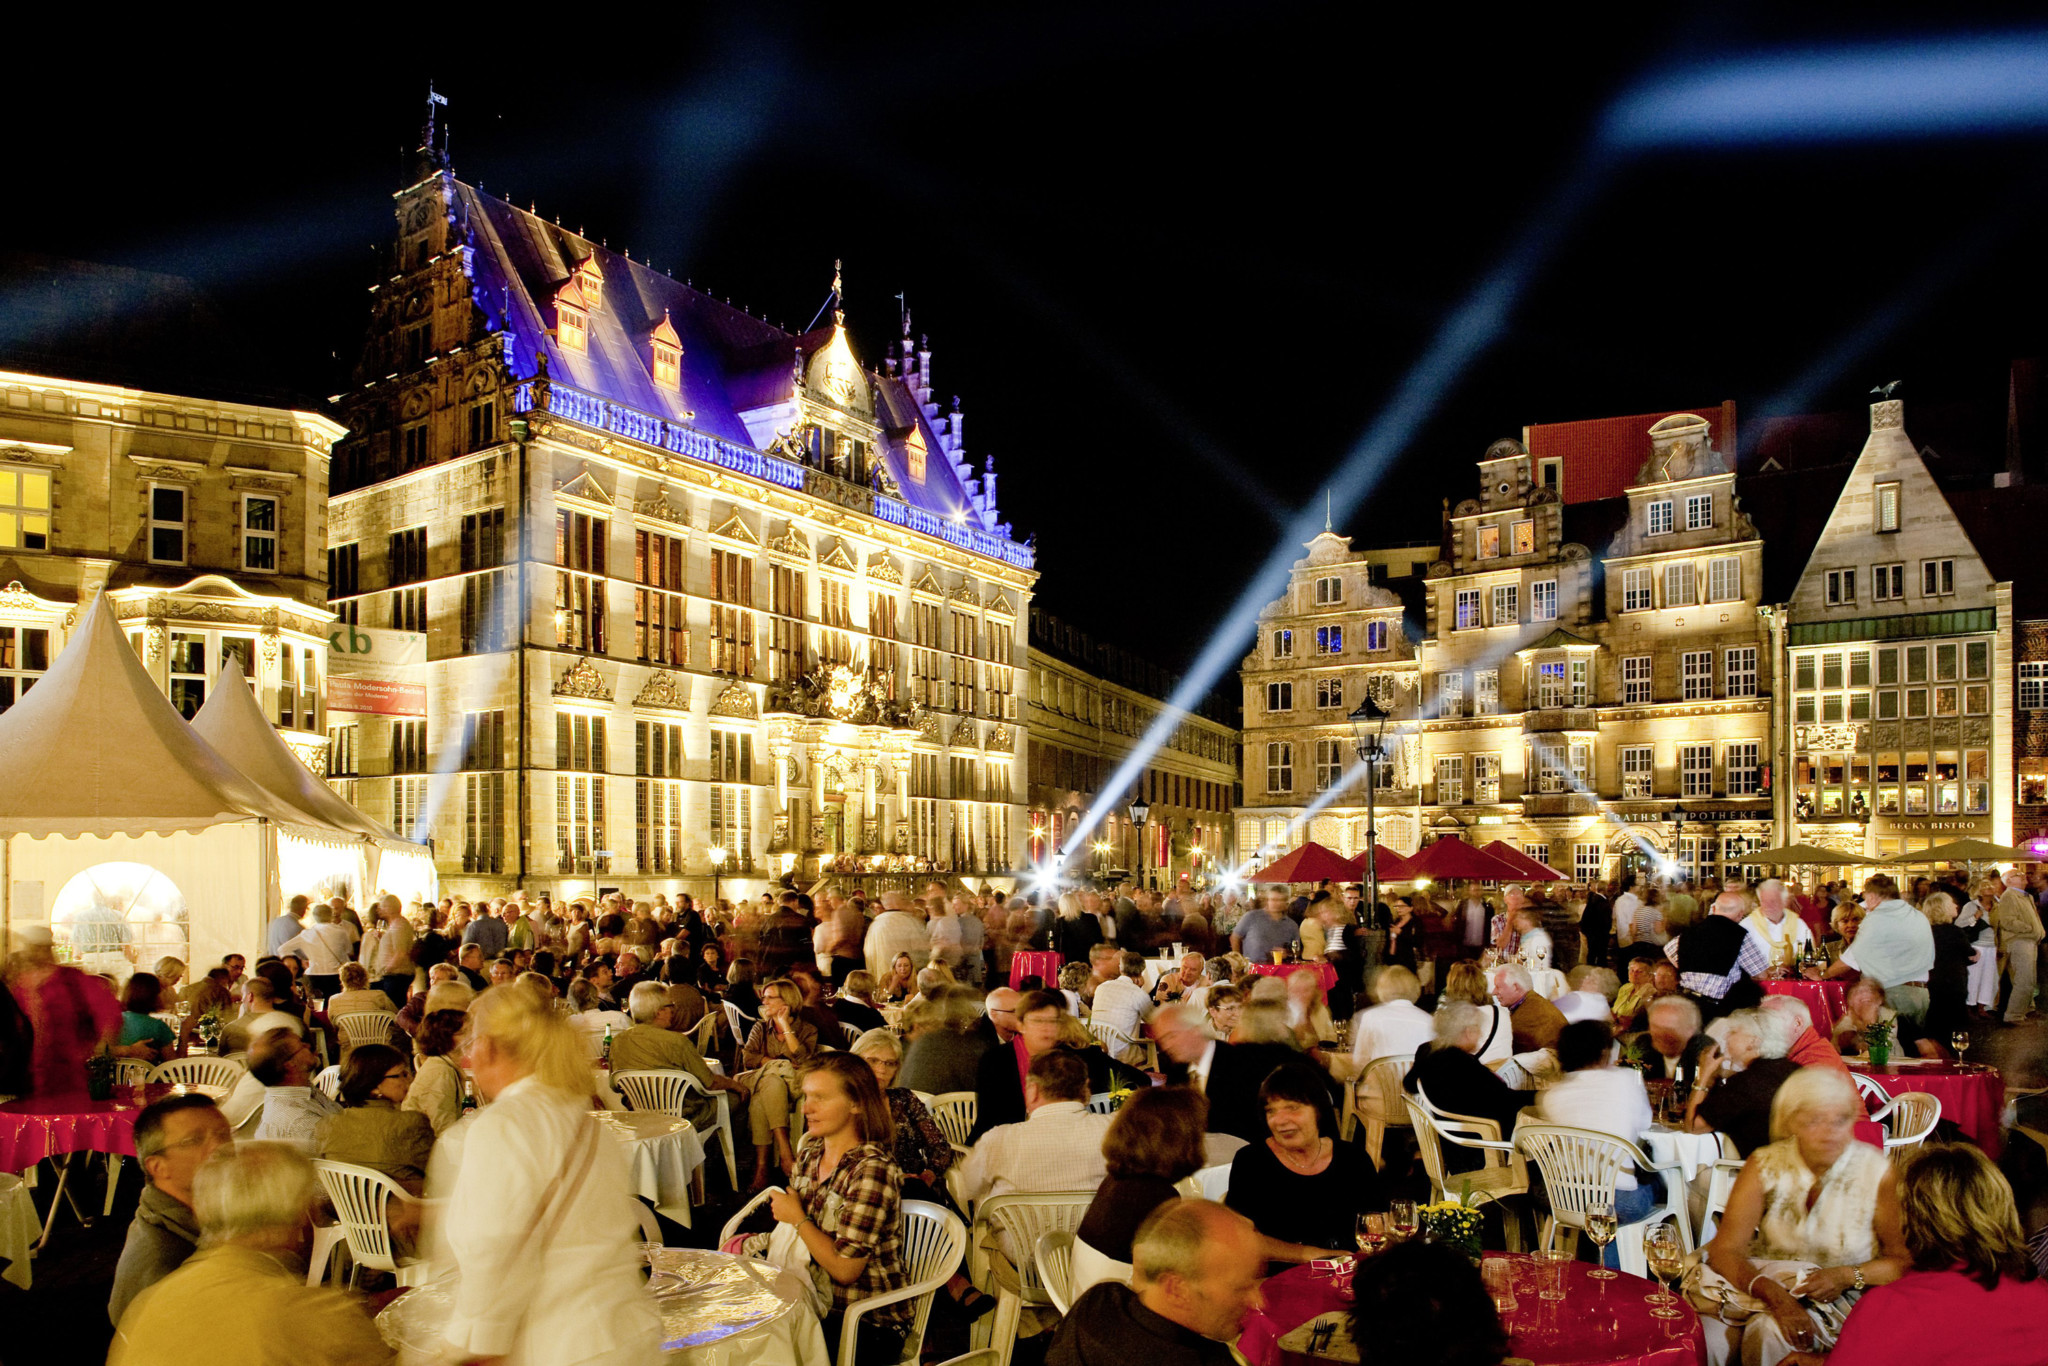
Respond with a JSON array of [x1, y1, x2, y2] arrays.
[[1226, 1063, 1386, 1261], [1922, 892, 1975, 1042], [1383, 898, 1422, 973], [1077, 1088, 1211, 1263]]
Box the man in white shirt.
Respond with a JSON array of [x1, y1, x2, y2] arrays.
[[1743, 879, 1815, 973], [954, 1049, 1112, 1210], [265, 896, 307, 956], [248, 1027, 339, 1150], [1613, 878, 1642, 951], [862, 890, 930, 979], [1090, 951, 1154, 1063]]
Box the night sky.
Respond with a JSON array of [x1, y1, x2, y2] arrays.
[[9, 7, 2048, 681]]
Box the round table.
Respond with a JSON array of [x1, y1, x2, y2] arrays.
[[1249, 960, 1338, 993], [591, 1110, 707, 1213], [0, 1086, 157, 1172], [1763, 978, 1847, 1037], [1238, 1252, 1706, 1366], [1009, 950, 1062, 991], [1849, 1060, 2005, 1157], [377, 1248, 830, 1365]]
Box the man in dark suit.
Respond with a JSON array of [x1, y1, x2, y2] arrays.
[[1578, 882, 1614, 971], [1152, 1003, 1300, 1143], [971, 989, 1111, 1140]]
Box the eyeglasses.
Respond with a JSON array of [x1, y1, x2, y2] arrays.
[[382, 1071, 413, 1085]]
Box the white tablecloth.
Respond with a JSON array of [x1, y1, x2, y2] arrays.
[[592, 1110, 706, 1214], [377, 1249, 829, 1366], [1639, 1125, 1725, 1181]]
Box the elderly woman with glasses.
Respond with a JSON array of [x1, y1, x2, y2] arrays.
[[319, 1042, 434, 1193]]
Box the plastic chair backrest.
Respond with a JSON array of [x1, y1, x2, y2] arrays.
[[719, 1185, 782, 1248], [313, 1159, 407, 1273], [927, 1091, 977, 1150], [147, 1055, 247, 1092], [1513, 1123, 1651, 1228], [1362, 1054, 1416, 1123], [895, 1200, 971, 1356], [1035, 1229, 1076, 1315], [1173, 1163, 1233, 1201], [1876, 1090, 1942, 1157], [1086, 1092, 1119, 1115], [1086, 1019, 1134, 1054], [335, 1012, 396, 1052], [686, 1011, 722, 1054], [612, 1069, 702, 1117], [113, 1059, 152, 1088], [974, 1192, 1093, 1304], [841, 1020, 866, 1049], [1850, 1072, 1889, 1107], [313, 1066, 341, 1100], [723, 1000, 757, 1044], [636, 1201, 663, 1247]]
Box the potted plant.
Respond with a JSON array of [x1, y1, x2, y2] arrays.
[[1863, 1020, 1893, 1068]]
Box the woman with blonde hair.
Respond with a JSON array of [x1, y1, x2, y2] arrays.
[[1701, 1065, 1906, 1366], [1829, 1144, 2048, 1364], [740, 977, 819, 1187], [441, 986, 658, 1365]]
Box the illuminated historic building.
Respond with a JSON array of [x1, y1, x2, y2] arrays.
[[328, 136, 1033, 899], [0, 367, 340, 767], [1023, 609, 1239, 888], [1776, 398, 2012, 861]]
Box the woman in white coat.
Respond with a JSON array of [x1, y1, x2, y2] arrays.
[[441, 986, 661, 1365]]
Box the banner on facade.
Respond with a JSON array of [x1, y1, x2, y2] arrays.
[[328, 675, 427, 717], [326, 624, 426, 671]]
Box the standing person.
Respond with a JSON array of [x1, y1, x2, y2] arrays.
[[280, 904, 357, 1003], [7, 925, 122, 1096], [266, 895, 307, 956], [1992, 870, 2044, 1023], [1054, 890, 1105, 966], [108, 1094, 233, 1325], [862, 891, 929, 981], [1578, 879, 1614, 971], [1666, 890, 1769, 1018], [1230, 887, 1302, 964], [1454, 882, 1491, 960], [1957, 881, 2001, 1019], [1818, 875, 1936, 1025], [441, 986, 660, 1365], [363, 895, 417, 1007], [1612, 874, 1642, 955]]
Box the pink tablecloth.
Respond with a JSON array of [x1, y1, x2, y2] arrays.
[[0, 1085, 159, 1172], [1763, 979, 1847, 1036], [1009, 950, 1063, 991], [1850, 1061, 2005, 1158], [1240, 1253, 1704, 1366], [1249, 961, 1338, 993]]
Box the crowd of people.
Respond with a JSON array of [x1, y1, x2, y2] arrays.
[[4, 862, 2046, 1366]]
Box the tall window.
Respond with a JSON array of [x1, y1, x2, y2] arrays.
[[635, 720, 686, 874], [1474, 754, 1501, 803], [1682, 650, 1713, 700], [1476, 526, 1501, 559], [461, 509, 510, 654], [392, 776, 428, 840], [1571, 657, 1589, 705], [1438, 671, 1464, 719], [1272, 628, 1293, 659], [241, 495, 279, 572], [1726, 647, 1758, 698], [1623, 655, 1653, 704], [0, 468, 51, 551], [711, 549, 754, 676], [149, 484, 186, 564], [1826, 568, 1856, 605], [1491, 585, 1517, 626], [1316, 677, 1342, 710], [1536, 661, 1567, 707], [984, 619, 1014, 718], [870, 592, 900, 695], [1436, 756, 1464, 805], [0, 625, 49, 713], [467, 396, 497, 452], [950, 610, 980, 714], [1533, 742, 1566, 793], [1875, 481, 1901, 532], [1726, 741, 1761, 797], [911, 600, 941, 705], [1622, 568, 1652, 612], [1455, 589, 1481, 630], [1315, 625, 1342, 654], [168, 632, 207, 718], [1366, 620, 1389, 651], [555, 511, 607, 652], [1647, 500, 1673, 535], [556, 711, 608, 874], [1474, 669, 1499, 715], [1621, 745, 1654, 798], [1708, 557, 1741, 602], [327, 723, 358, 777], [2022, 661, 2048, 710], [1511, 520, 1534, 555], [1314, 739, 1344, 792], [389, 526, 429, 634], [769, 563, 806, 682], [1681, 743, 1713, 797], [1575, 842, 1603, 882], [1664, 562, 1695, 608], [1922, 559, 1955, 597], [277, 645, 318, 730], [328, 543, 360, 625], [1873, 563, 1905, 601], [465, 773, 503, 874], [1315, 576, 1342, 604], [1267, 681, 1292, 712], [390, 718, 428, 774], [1531, 579, 1556, 621], [910, 751, 939, 861], [1266, 742, 1293, 794], [1686, 493, 1713, 530], [820, 578, 855, 669]]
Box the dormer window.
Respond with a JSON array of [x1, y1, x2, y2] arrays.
[[558, 304, 588, 353], [652, 341, 680, 389], [905, 428, 928, 484], [576, 257, 604, 311]]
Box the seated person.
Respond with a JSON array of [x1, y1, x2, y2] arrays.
[[832, 971, 888, 1034], [1829, 1143, 2048, 1366], [1757, 994, 1848, 1073], [563, 979, 633, 1061], [657, 956, 709, 1032], [1349, 965, 1435, 1072], [1076, 1088, 1210, 1292], [325, 964, 398, 1058], [218, 978, 304, 1056], [1046, 1199, 1268, 1366], [1153, 1001, 1302, 1143], [108, 1095, 232, 1326], [1152, 953, 1208, 1007], [1833, 976, 1940, 1060], [874, 952, 917, 1005], [956, 1049, 1113, 1209], [1403, 1002, 1534, 1167], [740, 978, 819, 1188], [1281, 968, 1337, 1049], [319, 1043, 434, 1192], [1491, 962, 1565, 1053], [1226, 1063, 1386, 1263], [1537, 1020, 1660, 1249], [1056, 1015, 1152, 1093], [1090, 952, 1157, 1065], [609, 981, 747, 1126], [1683, 1007, 1802, 1156], [1639, 995, 1708, 1092], [248, 1027, 339, 1150], [1203, 983, 1244, 1041], [898, 984, 991, 1095], [1349, 1238, 1509, 1366], [1438, 962, 1513, 1065], [401, 1009, 469, 1136], [394, 963, 460, 1036], [971, 990, 1089, 1140], [117, 973, 178, 1063]]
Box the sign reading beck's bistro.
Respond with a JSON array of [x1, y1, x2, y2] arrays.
[[326, 624, 427, 717]]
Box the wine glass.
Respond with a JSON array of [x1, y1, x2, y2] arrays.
[[1389, 1199, 1417, 1242], [1643, 1223, 1685, 1318], [1952, 1030, 1971, 1064], [1584, 1199, 1619, 1279], [1358, 1211, 1388, 1255]]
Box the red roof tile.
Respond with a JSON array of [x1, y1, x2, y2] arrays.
[[1524, 401, 1737, 503]]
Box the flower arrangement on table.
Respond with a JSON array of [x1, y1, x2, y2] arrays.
[[1102, 1080, 1135, 1113], [1862, 1019, 1895, 1067], [1419, 1187, 1485, 1263], [195, 1010, 223, 1052]]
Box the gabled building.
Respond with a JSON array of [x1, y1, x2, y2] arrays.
[[327, 137, 1034, 899]]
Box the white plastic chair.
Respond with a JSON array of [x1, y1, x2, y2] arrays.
[[722, 1001, 758, 1053], [1872, 1090, 1941, 1162], [113, 1059, 152, 1088], [1699, 1155, 1747, 1243], [685, 1009, 722, 1060], [1085, 1019, 1155, 1069], [839, 1200, 967, 1366], [612, 1067, 737, 1194], [1354, 1053, 1415, 1164], [719, 1185, 782, 1248], [1403, 1086, 1528, 1251], [308, 1159, 429, 1288], [1172, 1162, 1233, 1202], [966, 1190, 1095, 1366], [1085, 1092, 1119, 1115], [334, 1011, 397, 1054], [1514, 1122, 1695, 1275], [1850, 1072, 1889, 1107], [928, 1091, 978, 1157], [147, 1055, 247, 1091], [313, 1065, 341, 1100], [1035, 1229, 1076, 1315]]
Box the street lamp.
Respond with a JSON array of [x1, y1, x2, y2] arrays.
[[1128, 794, 1151, 888], [708, 845, 728, 908], [1347, 695, 1392, 922]]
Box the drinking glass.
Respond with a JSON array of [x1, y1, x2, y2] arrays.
[[1643, 1223, 1685, 1318], [1533, 1248, 1572, 1301], [1481, 1257, 1518, 1315], [1952, 1030, 1971, 1063], [1389, 1199, 1417, 1241], [1358, 1211, 1388, 1255], [1584, 1200, 1619, 1279]]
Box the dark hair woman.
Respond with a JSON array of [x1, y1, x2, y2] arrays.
[[1350, 1237, 1507, 1366], [1075, 1088, 1210, 1290], [403, 1009, 469, 1135], [321, 1042, 434, 1191], [1224, 1062, 1385, 1263]]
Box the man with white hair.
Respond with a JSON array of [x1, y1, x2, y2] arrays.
[[1663, 889, 1768, 1017], [607, 981, 746, 1125], [1742, 879, 1815, 973], [863, 889, 930, 980], [1490, 962, 1564, 1052], [1756, 993, 1847, 1073], [108, 1143, 396, 1365], [1678, 1007, 1800, 1155]]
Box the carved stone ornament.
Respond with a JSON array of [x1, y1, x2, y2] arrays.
[[556, 466, 613, 505], [987, 724, 1014, 753], [634, 670, 690, 711], [709, 512, 760, 546], [769, 527, 811, 558], [709, 680, 759, 720], [915, 709, 942, 740], [260, 628, 280, 664], [911, 568, 945, 597], [636, 490, 686, 524], [949, 583, 981, 606], [1871, 399, 1904, 430], [553, 657, 614, 701], [866, 558, 902, 584], [985, 593, 1014, 616], [145, 625, 165, 663], [291, 740, 329, 778], [0, 581, 54, 614], [820, 540, 856, 572], [1804, 723, 1861, 752]]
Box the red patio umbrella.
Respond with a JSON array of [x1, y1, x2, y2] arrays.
[[1251, 840, 1365, 884], [1349, 844, 1415, 882], [1403, 837, 1526, 883], [1479, 840, 1565, 882]]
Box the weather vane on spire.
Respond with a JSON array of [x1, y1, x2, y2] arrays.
[[832, 258, 845, 326], [1324, 489, 1333, 534], [425, 84, 448, 146]]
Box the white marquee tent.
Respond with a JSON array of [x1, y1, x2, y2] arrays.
[[0, 593, 436, 974]]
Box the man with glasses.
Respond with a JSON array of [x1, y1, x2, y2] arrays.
[[249, 1027, 339, 1149], [109, 1094, 232, 1324]]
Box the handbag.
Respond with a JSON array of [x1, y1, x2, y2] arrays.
[[1679, 1256, 1855, 1344], [763, 1218, 833, 1317]]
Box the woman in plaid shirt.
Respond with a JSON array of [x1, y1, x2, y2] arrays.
[[769, 1052, 912, 1365]]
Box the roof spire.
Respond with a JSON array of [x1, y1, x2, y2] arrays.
[[832, 258, 845, 326], [1324, 489, 1332, 534]]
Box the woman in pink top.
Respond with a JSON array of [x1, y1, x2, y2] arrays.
[[1829, 1144, 2047, 1365]]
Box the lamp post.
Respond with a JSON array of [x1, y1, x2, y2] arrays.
[[708, 845, 728, 909], [1128, 794, 1152, 889], [1347, 696, 1392, 922]]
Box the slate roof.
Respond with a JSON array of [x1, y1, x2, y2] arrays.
[[1524, 402, 1737, 504]]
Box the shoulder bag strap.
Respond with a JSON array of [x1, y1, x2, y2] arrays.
[[1478, 1006, 1501, 1057]]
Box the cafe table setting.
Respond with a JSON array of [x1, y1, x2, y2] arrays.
[[590, 1109, 707, 1222], [1845, 1055, 2005, 1156], [1239, 1250, 1705, 1366]]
